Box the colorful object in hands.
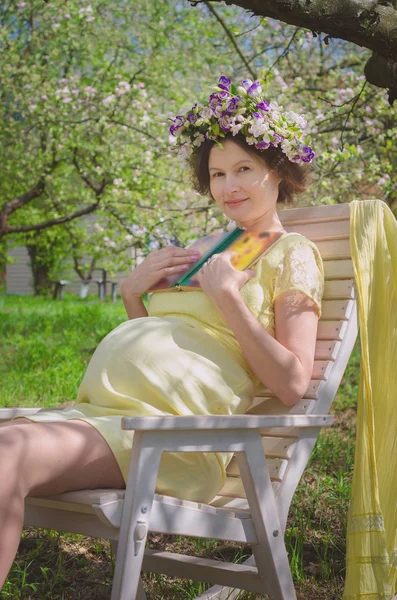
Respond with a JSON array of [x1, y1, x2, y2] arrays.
[[147, 228, 286, 293]]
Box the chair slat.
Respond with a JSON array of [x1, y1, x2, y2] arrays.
[[247, 397, 317, 417], [311, 238, 351, 260], [210, 483, 281, 510], [321, 299, 355, 320], [317, 320, 348, 340], [323, 279, 355, 299], [219, 471, 282, 499], [284, 219, 350, 240], [226, 457, 287, 480], [312, 360, 334, 380], [324, 259, 354, 279], [315, 340, 342, 360], [279, 203, 350, 223]]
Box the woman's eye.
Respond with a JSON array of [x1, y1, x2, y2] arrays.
[[213, 167, 249, 178]]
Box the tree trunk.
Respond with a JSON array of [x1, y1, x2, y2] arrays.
[[26, 243, 53, 296]]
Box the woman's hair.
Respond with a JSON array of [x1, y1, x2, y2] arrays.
[[187, 132, 313, 205]]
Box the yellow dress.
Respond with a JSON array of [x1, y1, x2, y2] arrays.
[[20, 232, 324, 503]]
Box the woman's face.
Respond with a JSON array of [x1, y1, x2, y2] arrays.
[[208, 139, 282, 230]]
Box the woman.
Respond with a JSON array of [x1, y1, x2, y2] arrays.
[[0, 76, 324, 587]]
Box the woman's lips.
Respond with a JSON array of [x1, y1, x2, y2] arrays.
[[226, 198, 247, 207]]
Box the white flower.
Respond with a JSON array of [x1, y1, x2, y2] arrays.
[[192, 132, 205, 146], [248, 117, 269, 138], [199, 107, 212, 121], [230, 122, 243, 135], [103, 94, 115, 105], [113, 178, 123, 185], [119, 81, 131, 92], [180, 144, 193, 159]]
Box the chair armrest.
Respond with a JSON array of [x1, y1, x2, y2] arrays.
[[0, 408, 43, 423], [121, 414, 333, 431]]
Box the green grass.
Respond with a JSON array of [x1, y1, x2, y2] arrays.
[[0, 293, 360, 599]]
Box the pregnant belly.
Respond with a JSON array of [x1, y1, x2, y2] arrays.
[[76, 316, 254, 416]]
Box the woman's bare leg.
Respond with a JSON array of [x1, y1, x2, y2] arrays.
[[0, 418, 125, 588]]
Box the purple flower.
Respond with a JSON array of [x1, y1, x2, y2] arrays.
[[301, 144, 313, 156], [169, 115, 185, 136], [208, 92, 227, 118], [256, 100, 270, 112], [241, 79, 253, 91], [273, 133, 283, 144], [218, 76, 232, 91], [225, 96, 242, 114], [209, 92, 228, 106], [247, 81, 262, 97], [301, 151, 315, 162], [299, 145, 315, 162], [256, 140, 271, 150], [212, 104, 223, 119], [219, 115, 232, 132], [187, 104, 199, 124], [252, 112, 262, 120]]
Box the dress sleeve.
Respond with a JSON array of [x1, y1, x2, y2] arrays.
[[273, 242, 324, 318]]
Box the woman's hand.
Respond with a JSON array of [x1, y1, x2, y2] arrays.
[[196, 251, 256, 303], [120, 246, 200, 299]]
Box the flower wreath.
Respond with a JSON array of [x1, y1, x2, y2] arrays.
[[169, 76, 314, 165]]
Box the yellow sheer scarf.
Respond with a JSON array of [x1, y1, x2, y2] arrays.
[[343, 199, 397, 599]]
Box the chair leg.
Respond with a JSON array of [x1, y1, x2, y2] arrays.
[[111, 540, 147, 600], [110, 432, 161, 600], [236, 436, 297, 600]]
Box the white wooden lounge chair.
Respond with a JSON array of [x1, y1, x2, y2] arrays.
[[1, 201, 358, 599]]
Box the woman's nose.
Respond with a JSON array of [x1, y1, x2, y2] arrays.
[[222, 174, 240, 194]]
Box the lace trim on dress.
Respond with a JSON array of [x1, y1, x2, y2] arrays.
[[273, 242, 324, 318], [348, 513, 385, 534]]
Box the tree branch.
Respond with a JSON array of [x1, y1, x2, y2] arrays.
[[3, 201, 101, 237], [189, 0, 397, 103], [203, 0, 257, 79], [0, 178, 45, 234], [198, 0, 397, 59]]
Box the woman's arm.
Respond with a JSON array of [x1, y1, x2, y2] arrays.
[[213, 288, 314, 407], [120, 286, 148, 320]]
